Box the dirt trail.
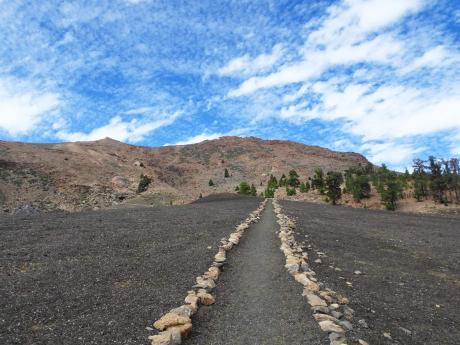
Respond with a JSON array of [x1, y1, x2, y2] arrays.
[[186, 200, 327, 345]]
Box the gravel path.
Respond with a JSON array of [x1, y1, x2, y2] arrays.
[[186, 200, 328, 345], [0, 196, 260, 345], [282, 200, 460, 345]]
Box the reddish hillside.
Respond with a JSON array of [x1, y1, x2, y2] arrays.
[[0, 136, 369, 212]]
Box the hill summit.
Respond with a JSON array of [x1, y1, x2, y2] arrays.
[[0, 136, 369, 212]]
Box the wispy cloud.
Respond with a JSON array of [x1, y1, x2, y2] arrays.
[[57, 112, 181, 143], [360, 141, 425, 166], [218, 44, 284, 77], [171, 132, 224, 146], [0, 78, 60, 135]]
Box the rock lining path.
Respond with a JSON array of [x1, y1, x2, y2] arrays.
[[186, 200, 327, 345]]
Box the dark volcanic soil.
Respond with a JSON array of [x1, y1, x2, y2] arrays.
[[186, 200, 327, 345], [0, 196, 260, 345], [281, 200, 460, 345]]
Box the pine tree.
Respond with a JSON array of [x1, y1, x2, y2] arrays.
[[347, 174, 371, 202], [208, 179, 214, 187], [224, 168, 230, 178], [380, 172, 403, 211], [428, 156, 447, 203], [287, 170, 300, 187], [250, 184, 257, 196], [311, 168, 325, 194], [449, 158, 460, 203], [412, 159, 428, 201], [325, 171, 343, 205], [278, 174, 287, 187]]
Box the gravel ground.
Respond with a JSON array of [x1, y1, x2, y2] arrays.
[[0, 196, 260, 345], [186, 200, 328, 345], [281, 200, 460, 345]]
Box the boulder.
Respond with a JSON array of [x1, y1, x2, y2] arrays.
[[148, 328, 180, 345], [153, 313, 191, 331], [318, 320, 345, 333], [196, 291, 215, 305], [305, 293, 327, 307]]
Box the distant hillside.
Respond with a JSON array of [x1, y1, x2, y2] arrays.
[[0, 136, 369, 212]]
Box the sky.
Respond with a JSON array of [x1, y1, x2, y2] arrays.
[[0, 0, 459, 170]]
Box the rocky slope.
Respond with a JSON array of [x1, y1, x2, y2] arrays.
[[0, 136, 369, 212]]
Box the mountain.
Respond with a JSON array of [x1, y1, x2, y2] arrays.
[[0, 136, 369, 212]]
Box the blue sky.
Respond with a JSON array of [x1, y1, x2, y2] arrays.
[[0, 0, 459, 170]]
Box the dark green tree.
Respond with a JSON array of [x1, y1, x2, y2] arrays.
[[428, 156, 447, 203], [224, 168, 230, 178], [208, 179, 215, 186], [287, 170, 300, 187], [349, 175, 371, 201], [311, 168, 325, 194], [325, 171, 343, 205], [449, 158, 460, 202], [250, 183, 257, 196], [278, 174, 287, 187], [137, 174, 152, 193], [267, 174, 278, 189], [412, 159, 428, 201], [379, 172, 403, 210], [264, 174, 278, 198]]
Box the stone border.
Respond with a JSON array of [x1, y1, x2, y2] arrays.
[[272, 199, 370, 345], [148, 199, 268, 345]]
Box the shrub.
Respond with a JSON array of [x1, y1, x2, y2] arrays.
[[224, 168, 230, 178], [238, 181, 251, 195], [137, 174, 152, 193], [286, 186, 296, 196], [250, 184, 257, 196], [299, 182, 310, 193], [208, 179, 214, 186]]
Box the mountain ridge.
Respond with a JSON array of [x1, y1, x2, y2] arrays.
[[0, 136, 369, 212]]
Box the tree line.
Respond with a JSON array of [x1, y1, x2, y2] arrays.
[[261, 156, 459, 211]]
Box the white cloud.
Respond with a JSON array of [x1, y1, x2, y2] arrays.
[[57, 112, 181, 143], [228, 0, 422, 96], [281, 82, 460, 141], [361, 141, 425, 166], [124, 106, 155, 115], [0, 78, 60, 134], [171, 132, 223, 146], [218, 44, 284, 77], [400, 45, 456, 73]]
